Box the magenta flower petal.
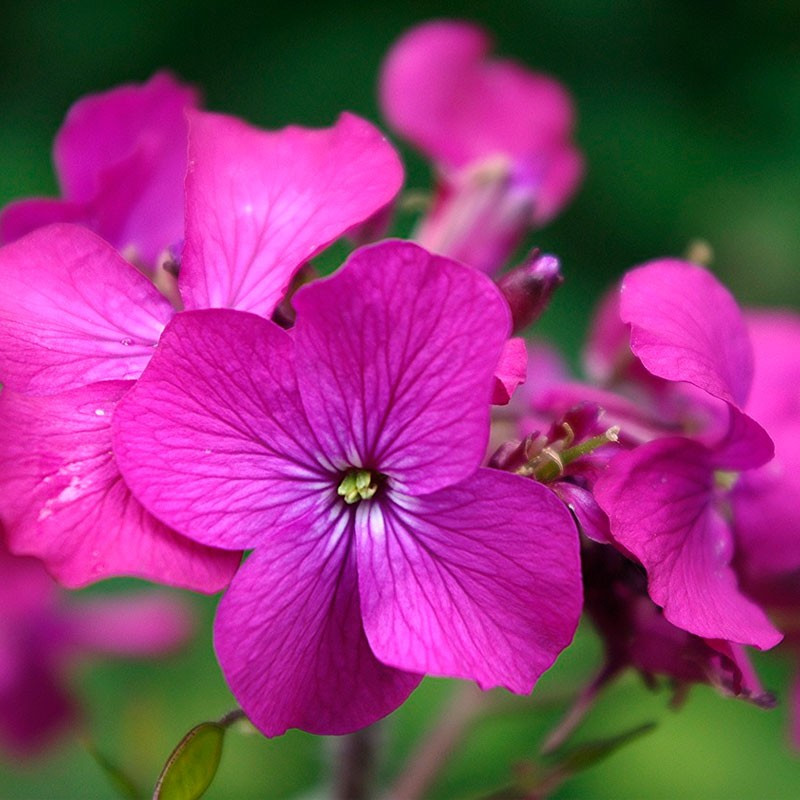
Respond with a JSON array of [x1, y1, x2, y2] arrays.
[[292, 241, 510, 493], [0, 198, 86, 245], [594, 437, 781, 649], [552, 482, 611, 544], [620, 260, 754, 407], [113, 309, 332, 551], [745, 311, 800, 426], [582, 286, 627, 383], [0, 653, 76, 757], [0, 224, 174, 395], [711, 405, 773, 470], [0, 382, 238, 591], [733, 424, 800, 580], [215, 535, 421, 737], [380, 20, 575, 171], [491, 336, 528, 405], [179, 111, 403, 316], [356, 468, 581, 692], [52, 71, 196, 263], [531, 143, 584, 226], [732, 315, 800, 578]]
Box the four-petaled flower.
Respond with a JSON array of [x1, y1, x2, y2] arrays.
[[113, 240, 583, 736]]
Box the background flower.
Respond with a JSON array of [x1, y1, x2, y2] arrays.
[[1, 3, 799, 797]]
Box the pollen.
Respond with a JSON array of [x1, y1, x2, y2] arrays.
[[337, 469, 379, 504]]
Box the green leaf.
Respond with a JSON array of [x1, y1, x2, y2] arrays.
[[153, 722, 226, 800], [546, 721, 657, 776], [83, 739, 142, 800]]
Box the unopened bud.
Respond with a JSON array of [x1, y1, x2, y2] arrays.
[[497, 250, 563, 332]]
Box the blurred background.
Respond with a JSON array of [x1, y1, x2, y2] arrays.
[[1, 0, 798, 797]]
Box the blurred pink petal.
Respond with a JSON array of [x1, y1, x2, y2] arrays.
[[65, 594, 193, 656], [1, 72, 197, 266]]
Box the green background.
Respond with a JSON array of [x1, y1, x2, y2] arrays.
[[1, 1, 799, 797]]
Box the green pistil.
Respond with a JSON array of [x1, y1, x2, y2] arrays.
[[714, 469, 739, 491], [517, 426, 620, 483], [337, 469, 379, 505]]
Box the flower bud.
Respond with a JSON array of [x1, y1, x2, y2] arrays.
[[497, 250, 563, 332]]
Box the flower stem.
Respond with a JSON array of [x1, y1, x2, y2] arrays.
[[388, 683, 489, 800], [539, 665, 618, 755], [333, 723, 382, 800]]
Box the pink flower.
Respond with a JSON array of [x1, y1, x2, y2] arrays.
[[0, 73, 198, 270], [730, 311, 800, 745], [593, 261, 781, 650], [582, 541, 774, 707], [0, 109, 403, 590], [0, 535, 192, 757], [112, 240, 583, 736], [380, 20, 583, 273]]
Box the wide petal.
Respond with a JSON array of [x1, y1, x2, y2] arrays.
[[53, 71, 196, 263], [732, 312, 800, 580], [380, 20, 575, 171], [594, 437, 781, 649], [620, 260, 753, 407], [356, 468, 582, 692], [293, 241, 510, 493], [113, 309, 328, 551], [215, 519, 420, 737], [745, 311, 800, 427], [0, 224, 174, 394], [0, 198, 86, 245], [0, 382, 238, 591], [179, 110, 403, 316], [733, 420, 800, 581]]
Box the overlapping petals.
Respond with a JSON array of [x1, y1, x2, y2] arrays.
[[0, 72, 197, 266], [733, 312, 800, 580], [114, 241, 582, 735], [215, 522, 421, 736], [0, 108, 403, 590], [180, 111, 403, 315], [0, 383, 239, 590], [595, 260, 779, 649], [0, 225, 173, 395], [594, 438, 780, 648], [291, 242, 509, 492]]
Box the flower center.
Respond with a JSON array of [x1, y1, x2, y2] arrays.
[[337, 468, 381, 505]]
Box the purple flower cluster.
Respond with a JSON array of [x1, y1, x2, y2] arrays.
[[0, 18, 798, 754]]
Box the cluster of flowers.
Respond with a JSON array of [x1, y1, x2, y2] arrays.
[[0, 19, 797, 754]]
